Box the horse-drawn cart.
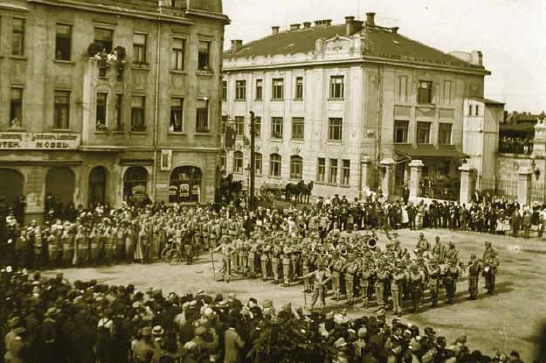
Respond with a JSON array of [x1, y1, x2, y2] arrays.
[[260, 181, 286, 200]]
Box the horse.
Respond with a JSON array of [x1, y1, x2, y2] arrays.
[[300, 181, 314, 203], [285, 182, 302, 202]]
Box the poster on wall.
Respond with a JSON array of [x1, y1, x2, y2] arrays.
[[179, 184, 190, 197], [161, 150, 172, 171], [168, 185, 178, 196]]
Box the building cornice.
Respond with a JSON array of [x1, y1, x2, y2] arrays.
[[185, 9, 230, 24], [0, 2, 29, 12], [28, 0, 195, 25], [223, 56, 491, 76]]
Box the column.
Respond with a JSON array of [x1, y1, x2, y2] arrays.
[[532, 112, 546, 157], [459, 165, 476, 205], [380, 158, 395, 199], [518, 166, 532, 206], [409, 159, 424, 199], [360, 156, 372, 197]]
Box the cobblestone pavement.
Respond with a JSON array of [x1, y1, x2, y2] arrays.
[[47, 228, 546, 362]]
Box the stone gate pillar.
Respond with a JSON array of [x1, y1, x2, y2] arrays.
[[380, 158, 395, 199], [459, 165, 476, 205], [518, 166, 532, 206], [409, 159, 424, 198]]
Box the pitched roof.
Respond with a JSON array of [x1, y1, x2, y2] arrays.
[[224, 23, 485, 71]]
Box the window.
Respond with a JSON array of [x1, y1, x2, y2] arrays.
[[131, 96, 146, 132], [96, 93, 108, 131], [172, 38, 185, 70], [255, 79, 263, 100], [291, 117, 304, 139], [195, 99, 209, 132], [438, 123, 452, 145], [270, 154, 281, 177], [114, 94, 123, 131], [234, 151, 244, 173], [198, 41, 210, 70], [94, 28, 113, 53], [254, 116, 261, 138], [133, 33, 147, 64], [10, 89, 22, 127], [271, 117, 283, 139], [443, 80, 452, 105], [235, 80, 246, 101], [416, 122, 431, 144], [290, 156, 303, 180], [329, 159, 338, 184], [55, 24, 71, 61], [397, 75, 408, 103], [330, 76, 344, 99], [393, 120, 409, 143], [417, 80, 433, 104], [475, 105, 479, 116], [328, 118, 343, 141], [255, 153, 262, 175], [170, 98, 184, 132], [222, 81, 227, 101], [295, 77, 304, 100], [221, 115, 228, 133], [12, 18, 25, 56], [272, 78, 284, 100], [317, 158, 326, 183], [468, 104, 473, 116], [341, 160, 350, 185], [235, 116, 245, 137], [54, 91, 70, 129]]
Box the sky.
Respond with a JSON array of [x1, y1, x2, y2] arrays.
[[222, 0, 546, 114]]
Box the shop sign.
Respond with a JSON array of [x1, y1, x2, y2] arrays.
[[0, 132, 80, 150]]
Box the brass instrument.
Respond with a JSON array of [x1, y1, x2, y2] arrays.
[[367, 237, 377, 248]]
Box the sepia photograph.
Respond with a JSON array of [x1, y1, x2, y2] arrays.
[[0, 0, 545, 362]]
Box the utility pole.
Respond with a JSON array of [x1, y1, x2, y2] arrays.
[[249, 111, 256, 210]]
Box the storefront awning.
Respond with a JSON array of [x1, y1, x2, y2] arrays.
[[394, 145, 468, 159]]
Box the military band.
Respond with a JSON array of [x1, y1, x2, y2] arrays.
[[211, 227, 499, 315]]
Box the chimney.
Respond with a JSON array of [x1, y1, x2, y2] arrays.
[[314, 19, 332, 27], [231, 40, 243, 53], [391, 26, 399, 34], [271, 26, 280, 35], [303, 21, 311, 28], [290, 23, 301, 31], [325, 19, 332, 26], [353, 20, 363, 33], [470, 50, 483, 66], [345, 16, 355, 36], [366, 12, 376, 27]]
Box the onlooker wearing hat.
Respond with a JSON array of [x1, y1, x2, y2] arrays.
[[132, 327, 155, 363], [223, 320, 244, 363]]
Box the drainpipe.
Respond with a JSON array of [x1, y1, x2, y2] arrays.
[[375, 64, 383, 189], [151, 6, 162, 201]]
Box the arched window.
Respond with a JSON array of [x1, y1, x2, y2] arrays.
[[169, 166, 202, 203], [290, 155, 303, 180], [255, 153, 262, 176], [234, 151, 243, 173], [123, 166, 148, 199], [89, 166, 107, 206], [46, 167, 75, 208], [270, 153, 281, 177], [0, 169, 23, 206]]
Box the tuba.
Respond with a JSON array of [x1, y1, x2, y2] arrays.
[[367, 237, 377, 248]]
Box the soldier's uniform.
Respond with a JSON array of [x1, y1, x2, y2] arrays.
[[260, 243, 271, 280], [239, 238, 249, 275], [467, 255, 481, 299], [482, 242, 499, 294], [282, 243, 292, 286], [374, 265, 389, 309], [330, 252, 346, 300], [345, 256, 359, 304], [443, 260, 460, 304], [304, 263, 331, 310], [360, 261, 374, 308], [408, 265, 423, 313], [427, 261, 441, 307], [391, 266, 405, 316], [248, 239, 258, 278], [271, 244, 281, 283]]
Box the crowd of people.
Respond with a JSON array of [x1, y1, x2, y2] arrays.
[[498, 136, 533, 155], [0, 268, 527, 363]]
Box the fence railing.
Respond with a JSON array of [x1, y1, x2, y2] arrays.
[[479, 178, 518, 201]]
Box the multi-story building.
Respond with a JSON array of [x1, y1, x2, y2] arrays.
[[0, 0, 229, 222], [222, 13, 492, 200]]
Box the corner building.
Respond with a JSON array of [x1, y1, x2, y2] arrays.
[[0, 0, 229, 222], [222, 14, 491, 200]]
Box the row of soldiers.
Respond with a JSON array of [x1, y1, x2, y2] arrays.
[[213, 229, 500, 316]]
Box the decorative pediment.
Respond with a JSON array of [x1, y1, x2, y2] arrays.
[[272, 145, 279, 153], [292, 147, 301, 155], [324, 35, 351, 54]]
